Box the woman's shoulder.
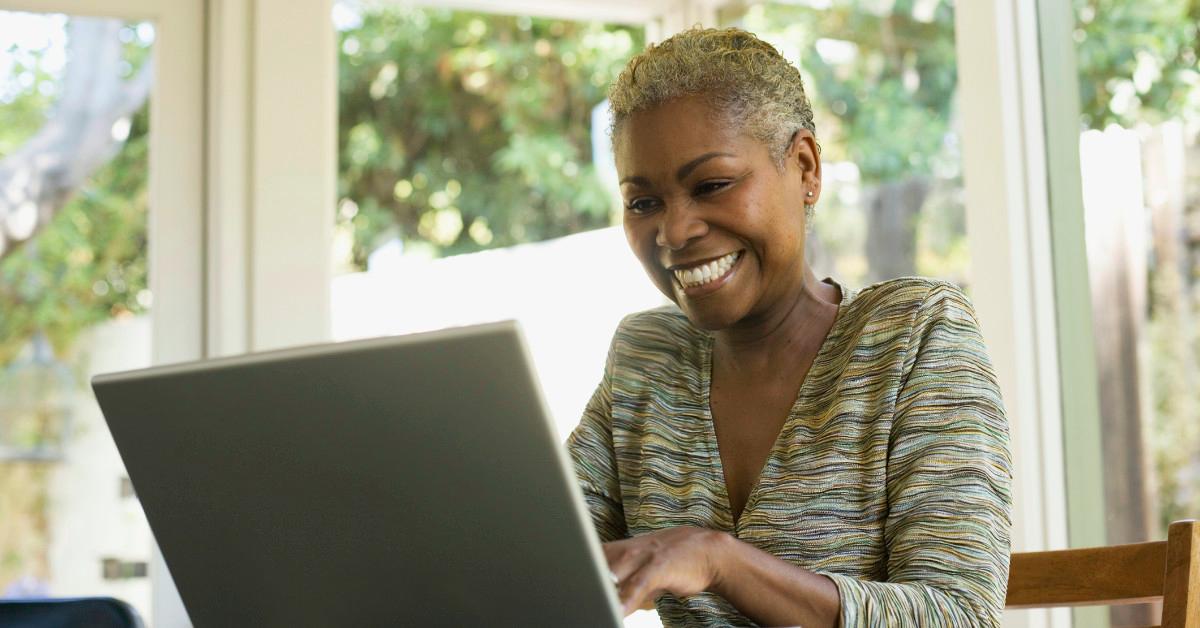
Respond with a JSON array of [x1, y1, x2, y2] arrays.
[[606, 305, 708, 370], [849, 275, 966, 305], [614, 304, 705, 346], [843, 276, 977, 329]]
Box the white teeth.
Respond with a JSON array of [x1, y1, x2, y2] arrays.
[[672, 251, 740, 289]]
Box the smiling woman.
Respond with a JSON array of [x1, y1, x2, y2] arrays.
[[615, 95, 829, 332], [567, 28, 1012, 627]]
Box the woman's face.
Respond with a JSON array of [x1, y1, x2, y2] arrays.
[[615, 96, 821, 331]]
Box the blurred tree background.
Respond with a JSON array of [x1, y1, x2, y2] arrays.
[[1070, 0, 1200, 531], [0, 20, 152, 367], [734, 0, 965, 286], [335, 5, 641, 268], [731, 0, 1200, 539], [0, 15, 154, 591], [2, 0, 1199, 554]]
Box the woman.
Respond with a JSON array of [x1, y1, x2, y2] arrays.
[[567, 27, 1011, 627]]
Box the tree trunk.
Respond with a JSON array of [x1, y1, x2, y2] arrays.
[[0, 18, 152, 260], [1079, 125, 1164, 628], [865, 177, 928, 284]]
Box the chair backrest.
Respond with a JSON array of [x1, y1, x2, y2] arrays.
[[0, 596, 144, 628], [1006, 519, 1199, 627]]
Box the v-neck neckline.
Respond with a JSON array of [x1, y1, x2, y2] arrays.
[[698, 278, 854, 533]]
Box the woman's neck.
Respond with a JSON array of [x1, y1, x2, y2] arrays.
[[712, 265, 841, 378]]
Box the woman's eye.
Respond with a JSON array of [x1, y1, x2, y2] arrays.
[[695, 181, 730, 195], [625, 198, 661, 214]]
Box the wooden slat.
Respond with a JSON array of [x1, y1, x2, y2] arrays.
[[1162, 520, 1200, 628], [1006, 540, 1167, 608]]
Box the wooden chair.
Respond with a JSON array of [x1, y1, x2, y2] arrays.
[[1006, 519, 1199, 627]]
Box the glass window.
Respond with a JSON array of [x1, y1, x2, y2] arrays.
[[0, 11, 156, 621], [1071, 1, 1199, 624], [720, 0, 969, 290], [331, 2, 661, 443]]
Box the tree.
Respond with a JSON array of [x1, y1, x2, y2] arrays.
[[1, 14, 154, 593], [336, 7, 641, 268], [0, 17, 152, 364], [1074, 0, 1200, 129], [0, 18, 151, 261]]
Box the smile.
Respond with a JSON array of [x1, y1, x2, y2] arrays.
[[672, 251, 741, 289]]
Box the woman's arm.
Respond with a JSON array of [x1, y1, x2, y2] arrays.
[[606, 527, 841, 625], [709, 534, 841, 626], [566, 325, 627, 543], [823, 284, 1012, 626]]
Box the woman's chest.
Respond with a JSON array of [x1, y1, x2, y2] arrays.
[[708, 380, 798, 522], [611, 396, 894, 572]]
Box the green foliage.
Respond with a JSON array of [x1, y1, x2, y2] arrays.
[[740, 0, 1200, 172], [0, 43, 55, 155], [336, 6, 642, 267], [0, 20, 152, 365], [739, 0, 958, 184], [1074, 0, 1200, 128], [0, 104, 149, 365]]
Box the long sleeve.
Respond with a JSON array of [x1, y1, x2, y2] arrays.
[[825, 283, 1013, 627], [566, 326, 628, 543]]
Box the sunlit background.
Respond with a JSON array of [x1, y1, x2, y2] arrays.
[[1, 1, 1198, 626]]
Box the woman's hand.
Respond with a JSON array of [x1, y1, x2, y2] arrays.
[[603, 526, 729, 616]]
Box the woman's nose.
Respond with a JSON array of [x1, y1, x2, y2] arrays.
[[655, 203, 707, 250]]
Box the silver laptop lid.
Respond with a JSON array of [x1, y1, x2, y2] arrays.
[[92, 321, 623, 627]]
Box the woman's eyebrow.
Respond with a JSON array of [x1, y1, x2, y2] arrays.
[[676, 151, 735, 181], [619, 151, 736, 187]]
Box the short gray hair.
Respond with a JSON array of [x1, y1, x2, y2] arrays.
[[608, 27, 818, 165]]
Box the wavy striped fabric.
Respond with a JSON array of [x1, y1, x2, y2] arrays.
[[567, 277, 1012, 627]]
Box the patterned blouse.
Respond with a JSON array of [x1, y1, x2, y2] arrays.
[[567, 277, 1012, 627]]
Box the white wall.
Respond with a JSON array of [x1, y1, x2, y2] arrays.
[[47, 316, 154, 623], [333, 225, 666, 440]]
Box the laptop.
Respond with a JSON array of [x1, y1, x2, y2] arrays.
[[91, 321, 624, 627]]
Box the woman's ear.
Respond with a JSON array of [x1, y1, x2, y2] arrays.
[[789, 129, 822, 203]]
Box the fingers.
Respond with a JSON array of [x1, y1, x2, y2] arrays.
[[601, 528, 718, 616], [617, 556, 664, 616], [603, 539, 649, 584], [603, 540, 659, 615]]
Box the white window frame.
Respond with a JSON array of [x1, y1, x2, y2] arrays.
[[956, 1, 1076, 625], [206, 0, 334, 356], [392, 0, 677, 24]]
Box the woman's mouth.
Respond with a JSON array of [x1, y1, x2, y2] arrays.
[[672, 250, 741, 293]]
